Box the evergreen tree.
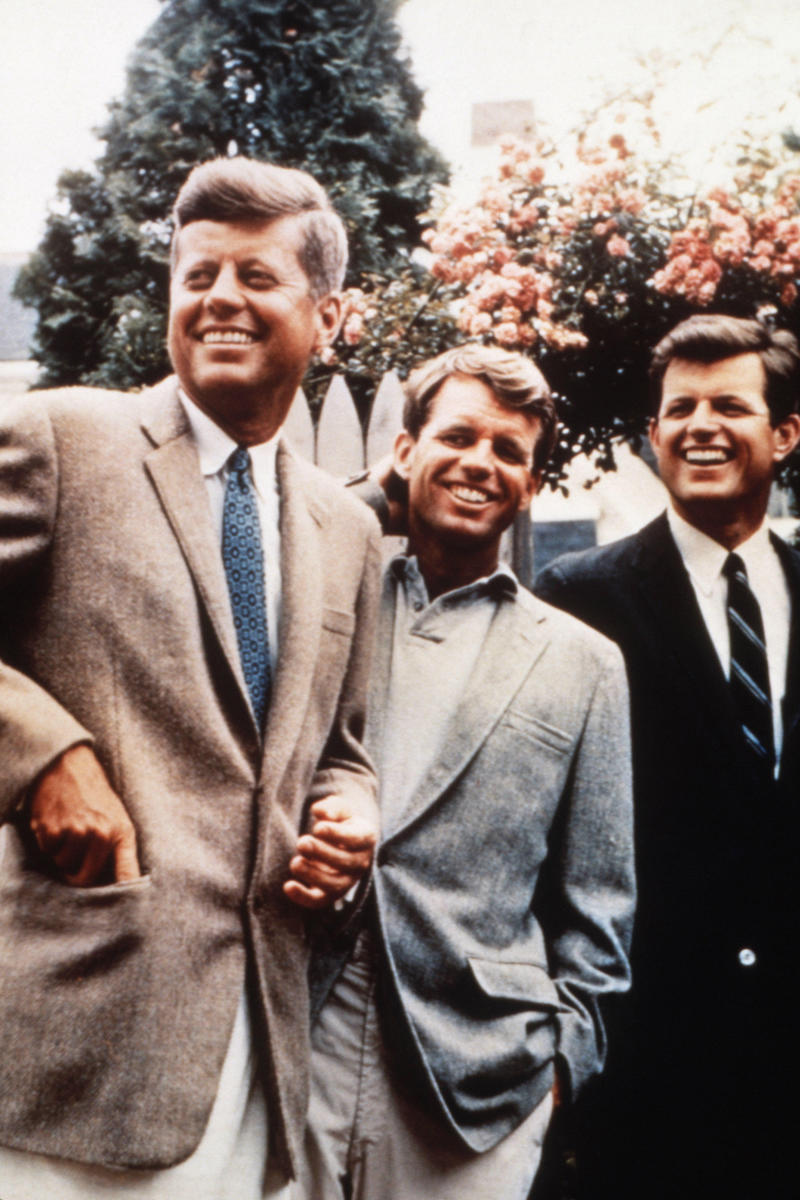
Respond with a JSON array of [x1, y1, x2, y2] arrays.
[[15, 0, 447, 389]]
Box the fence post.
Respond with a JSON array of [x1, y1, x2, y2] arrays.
[[316, 375, 365, 476], [366, 370, 405, 462], [283, 388, 315, 461]]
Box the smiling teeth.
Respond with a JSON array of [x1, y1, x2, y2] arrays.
[[201, 331, 255, 344], [684, 449, 730, 464], [450, 485, 490, 503]]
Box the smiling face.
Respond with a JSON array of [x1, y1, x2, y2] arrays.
[[649, 352, 800, 545], [168, 215, 341, 443], [394, 374, 540, 574]]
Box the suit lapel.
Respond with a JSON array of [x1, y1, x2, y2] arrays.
[[384, 591, 549, 841], [260, 443, 325, 789], [775, 534, 800, 754], [140, 380, 255, 733], [633, 514, 742, 751], [634, 515, 787, 795], [365, 568, 399, 759]]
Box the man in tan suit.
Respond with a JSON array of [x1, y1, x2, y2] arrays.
[[0, 157, 381, 1198]]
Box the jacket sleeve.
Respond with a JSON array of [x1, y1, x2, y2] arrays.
[[345, 476, 390, 532], [541, 639, 635, 1099], [534, 558, 579, 610], [0, 395, 92, 820]]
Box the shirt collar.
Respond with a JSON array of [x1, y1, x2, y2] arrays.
[[178, 388, 279, 500], [389, 554, 518, 603], [667, 504, 772, 596]]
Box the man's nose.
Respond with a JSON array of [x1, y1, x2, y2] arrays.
[[205, 265, 244, 311], [686, 401, 720, 434], [461, 440, 493, 472]]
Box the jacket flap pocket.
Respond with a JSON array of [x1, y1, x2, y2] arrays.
[[467, 956, 567, 1010], [322, 607, 355, 637]]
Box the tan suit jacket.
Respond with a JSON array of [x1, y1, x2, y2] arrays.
[[0, 378, 381, 1175]]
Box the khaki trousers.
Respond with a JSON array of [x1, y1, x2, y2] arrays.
[[297, 930, 552, 1200]]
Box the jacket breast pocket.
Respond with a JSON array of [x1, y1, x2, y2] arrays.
[[308, 607, 359, 736], [321, 607, 356, 638], [501, 709, 574, 754]]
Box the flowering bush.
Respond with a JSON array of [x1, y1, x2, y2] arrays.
[[320, 118, 800, 495], [304, 267, 459, 419], [425, 133, 657, 356], [652, 176, 800, 311]]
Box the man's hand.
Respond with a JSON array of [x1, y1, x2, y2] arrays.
[[283, 795, 378, 910], [29, 744, 141, 887], [367, 454, 408, 535]]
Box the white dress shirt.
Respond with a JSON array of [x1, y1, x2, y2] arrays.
[[0, 394, 289, 1200], [182, 390, 282, 668], [667, 505, 791, 764]]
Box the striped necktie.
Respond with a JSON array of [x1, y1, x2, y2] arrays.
[[723, 552, 774, 774], [222, 446, 271, 729]]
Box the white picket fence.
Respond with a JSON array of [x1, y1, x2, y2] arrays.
[[284, 369, 534, 585]]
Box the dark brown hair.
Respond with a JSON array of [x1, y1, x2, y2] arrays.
[[649, 314, 800, 423], [170, 157, 347, 297], [403, 344, 557, 475]]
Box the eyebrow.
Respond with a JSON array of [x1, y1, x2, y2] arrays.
[[238, 257, 277, 271], [180, 254, 277, 271], [663, 392, 757, 405], [438, 421, 529, 451]]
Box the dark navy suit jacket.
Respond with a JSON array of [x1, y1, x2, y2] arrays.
[[536, 511, 800, 1199]]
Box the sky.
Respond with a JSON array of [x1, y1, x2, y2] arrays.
[[2, 0, 800, 253]]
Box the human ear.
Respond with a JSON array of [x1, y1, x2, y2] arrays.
[[392, 430, 416, 481], [518, 469, 540, 512], [314, 293, 343, 350], [648, 416, 661, 451], [772, 413, 800, 462]]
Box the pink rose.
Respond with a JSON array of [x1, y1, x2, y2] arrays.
[[342, 313, 364, 345], [697, 281, 718, 305], [607, 234, 630, 257], [494, 321, 520, 346], [469, 312, 493, 336], [492, 246, 514, 269]]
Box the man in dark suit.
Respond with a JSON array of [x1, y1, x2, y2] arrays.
[[0, 157, 380, 1198], [299, 345, 635, 1200], [535, 314, 800, 1200]]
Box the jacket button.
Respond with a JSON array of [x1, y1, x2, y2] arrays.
[[738, 948, 756, 967]]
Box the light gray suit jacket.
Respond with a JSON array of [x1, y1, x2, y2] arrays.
[[361, 568, 634, 1151], [0, 378, 381, 1175]]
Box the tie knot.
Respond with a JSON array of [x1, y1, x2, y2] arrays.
[[723, 552, 746, 583], [229, 446, 251, 478]]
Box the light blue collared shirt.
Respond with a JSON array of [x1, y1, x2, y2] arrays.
[[378, 556, 518, 831]]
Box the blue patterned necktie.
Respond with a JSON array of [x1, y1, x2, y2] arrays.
[[222, 446, 271, 729], [723, 552, 774, 775]]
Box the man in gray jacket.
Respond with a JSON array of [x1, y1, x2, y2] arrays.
[[298, 345, 635, 1200]]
